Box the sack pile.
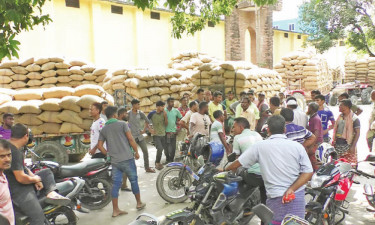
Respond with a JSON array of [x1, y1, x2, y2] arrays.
[[168, 52, 217, 71], [0, 57, 108, 89], [191, 61, 283, 98], [344, 58, 375, 83], [0, 85, 114, 135], [274, 51, 332, 92]]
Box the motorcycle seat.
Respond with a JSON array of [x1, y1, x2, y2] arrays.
[[60, 158, 106, 177], [56, 179, 75, 196]]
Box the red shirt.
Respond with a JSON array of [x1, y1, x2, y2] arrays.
[[177, 107, 189, 130], [308, 113, 324, 144]]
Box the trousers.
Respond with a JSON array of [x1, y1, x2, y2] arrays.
[[135, 138, 150, 169], [111, 158, 139, 198], [153, 135, 166, 163]]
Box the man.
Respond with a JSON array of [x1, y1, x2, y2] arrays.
[[5, 124, 70, 225], [182, 93, 190, 102], [256, 93, 269, 133], [89, 102, 106, 158], [177, 97, 189, 148], [222, 91, 237, 132], [0, 114, 14, 140], [231, 117, 265, 205], [178, 97, 189, 118], [189, 102, 211, 137], [195, 88, 205, 104], [0, 140, 14, 225], [280, 108, 316, 151], [248, 92, 258, 105], [127, 99, 155, 173], [204, 90, 212, 102], [307, 102, 323, 170], [230, 91, 247, 113], [315, 95, 335, 143], [117, 108, 132, 192], [332, 99, 360, 164], [279, 92, 286, 108], [148, 101, 168, 170], [165, 97, 183, 163], [224, 116, 313, 224], [286, 98, 308, 128], [236, 97, 259, 131], [367, 91, 375, 150], [210, 110, 231, 154], [180, 101, 198, 135], [100, 101, 109, 121], [98, 106, 145, 217], [269, 96, 281, 115], [208, 91, 224, 122], [310, 90, 321, 103], [338, 93, 363, 115]]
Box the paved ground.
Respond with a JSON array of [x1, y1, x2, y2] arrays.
[[76, 104, 375, 225]]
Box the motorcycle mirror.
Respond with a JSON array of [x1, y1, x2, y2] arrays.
[[251, 204, 273, 225], [197, 155, 205, 166], [365, 154, 375, 162], [227, 153, 236, 163]]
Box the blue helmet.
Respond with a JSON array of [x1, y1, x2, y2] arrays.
[[315, 143, 337, 164]]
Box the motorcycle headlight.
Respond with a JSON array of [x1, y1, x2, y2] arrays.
[[310, 174, 331, 188]]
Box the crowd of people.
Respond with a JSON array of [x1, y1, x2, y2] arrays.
[[0, 85, 373, 225]]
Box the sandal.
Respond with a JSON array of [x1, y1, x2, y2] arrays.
[[136, 203, 146, 210], [145, 168, 156, 173]]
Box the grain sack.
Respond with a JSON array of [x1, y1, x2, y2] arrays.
[[170, 85, 181, 92], [42, 77, 57, 84], [160, 94, 170, 101], [192, 79, 211, 86], [150, 95, 161, 102], [69, 66, 85, 75], [25, 64, 41, 72], [0, 101, 24, 114], [81, 65, 95, 73], [149, 87, 163, 95], [111, 75, 127, 84], [92, 68, 108, 76], [69, 60, 86, 67], [41, 70, 57, 78], [0, 69, 14, 76], [56, 69, 71, 76], [77, 95, 103, 108], [139, 98, 153, 106], [192, 71, 211, 79], [70, 75, 84, 81], [0, 76, 12, 84], [34, 58, 49, 65], [0, 61, 18, 69], [0, 94, 12, 105], [225, 79, 251, 88], [27, 80, 42, 87], [11, 74, 27, 81], [19, 100, 43, 114], [26, 72, 42, 80], [95, 75, 105, 83], [82, 81, 97, 85], [60, 123, 84, 133], [19, 58, 34, 67], [41, 62, 55, 71], [74, 84, 104, 97], [83, 73, 96, 81], [78, 119, 92, 131], [13, 89, 43, 100], [55, 62, 71, 69], [40, 98, 61, 111], [43, 87, 74, 99], [37, 111, 62, 123], [59, 96, 81, 112], [126, 88, 151, 98], [57, 76, 72, 83], [29, 126, 43, 135], [58, 110, 83, 124], [11, 66, 28, 74], [124, 78, 148, 88], [18, 114, 43, 126], [38, 123, 61, 134], [111, 83, 124, 90], [9, 81, 26, 89], [79, 109, 91, 119], [48, 57, 64, 63]]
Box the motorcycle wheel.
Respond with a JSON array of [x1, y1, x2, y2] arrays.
[[160, 217, 202, 225], [80, 178, 112, 210], [156, 166, 192, 203], [46, 206, 77, 225]]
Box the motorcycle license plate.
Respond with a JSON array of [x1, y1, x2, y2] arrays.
[[198, 167, 205, 175]]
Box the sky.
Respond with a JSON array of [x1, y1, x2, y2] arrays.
[[273, 0, 304, 21]]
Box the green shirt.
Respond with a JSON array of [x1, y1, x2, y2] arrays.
[[165, 107, 182, 132], [150, 111, 166, 136], [223, 99, 237, 116]]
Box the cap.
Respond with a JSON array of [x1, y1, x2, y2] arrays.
[[287, 100, 298, 106]]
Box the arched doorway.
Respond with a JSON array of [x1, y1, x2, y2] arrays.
[[245, 27, 257, 64]]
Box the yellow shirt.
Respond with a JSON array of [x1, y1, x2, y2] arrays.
[[208, 102, 224, 121], [238, 105, 259, 131]]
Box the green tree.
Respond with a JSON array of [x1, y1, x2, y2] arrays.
[[0, 0, 52, 59], [299, 0, 375, 56]]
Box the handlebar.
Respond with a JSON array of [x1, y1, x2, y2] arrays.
[[352, 169, 375, 179]]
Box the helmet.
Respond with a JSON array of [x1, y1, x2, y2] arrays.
[[315, 143, 337, 164]]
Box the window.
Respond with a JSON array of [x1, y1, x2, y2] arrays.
[[111, 5, 123, 14], [284, 33, 289, 38], [289, 24, 295, 31], [150, 12, 160, 20], [297, 34, 301, 39], [273, 25, 279, 29], [65, 0, 79, 8], [208, 21, 215, 27], [339, 41, 345, 46]]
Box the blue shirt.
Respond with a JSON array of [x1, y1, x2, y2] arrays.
[[238, 134, 313, 198], [285, 123, 313, 145], [318, 109, 335, 138]]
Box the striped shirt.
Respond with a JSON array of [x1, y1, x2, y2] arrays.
[[285, 123, 313, 144]]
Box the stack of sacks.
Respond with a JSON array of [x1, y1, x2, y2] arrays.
[[274, 51, 332, 92], [191, 61, 283, 98], [168, 52, 218, 71], [344, 59, 356, 82], [101, 68, 132, 95], [368, 58, 375, 81], [355, 59, 369, 83], [0, 85, 114, 135], [0, 57, 108, 89], [343, 57, 375, 83]]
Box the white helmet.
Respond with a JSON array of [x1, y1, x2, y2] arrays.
[[315, 143, 337, 164]]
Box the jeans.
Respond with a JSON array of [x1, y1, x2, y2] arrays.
[[165, 133, 177, 162], [112, 158, 139, 198], [153, 135, 166, 163], [13, 169, 57, 225], [135, 138, 150, 169]]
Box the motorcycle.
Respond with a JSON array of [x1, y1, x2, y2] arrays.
[[159, 153, 262, 225], [15, 177, 85, 225], [30, 157, 112, 210], [355, 154, 375, 213]]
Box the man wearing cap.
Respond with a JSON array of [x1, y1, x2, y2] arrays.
[[287, 98, 308, 128]]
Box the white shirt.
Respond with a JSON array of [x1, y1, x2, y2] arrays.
[[189, 112, 211, 136], [293, 108, 308, 128], [91, 118, 106, 153], [181, 110, 194, 124]]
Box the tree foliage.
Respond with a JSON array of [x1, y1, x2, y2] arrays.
[[133, 0, 278, 38], [0, 0, 52, 59], [299, 0, 375, 56]]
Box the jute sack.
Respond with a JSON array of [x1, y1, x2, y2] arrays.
[[77, 95, 103, 109], [70, 75, 84, 81], [170, 85, 181, 92], [74, 84, 104, 97], [55, 63, 71, 69], [19, 100, 43, 114], [43, 87, 74, 99], [40, 98, 62, 111], [11, 74, 27, 81], [56, 69, 71, 76], [0, 94, 12, 105], [83, 73, 96, 81], [78, 109, 91, 119], [0, 69, 14, 76], [0, 76, 12, 84], [208, 67, 225, 76], [150, 95, 161, 102], [25, 64, 41, 72], [169, 77, 181, 85], [192, 71, 211, 79], [11, 66, 28, 74], [58, 110, 83, 124], [26, 72, 42, 79], [41, 70, 57, 78], [19, 58, 34, 67], [127, 88, 151, 98], [41, 77, 58, 84], [78, 119, 93, 131], [192, 79, 211, 86], [69, 66, 85, 75], [225, 79, 251, 88], [18, 114, 43, 126], [9, 81, 26, 89], [92, 68, 108, 76], [149, 87, 163, 95], [38, 123, 61, 134], [0, 84, 10, 89], [95, 75, 105, 83], [159, 87, 172, 95], [160, 94, 170, 101], [69, 60, 86, 67], [140, 98, 153, 106], [34, 58, 49, 65], [41, 62, 56, 71], [37, 111, 62, 123], [57, 76, 72, 83], [124, 78, 148, 88], [13, 89, 43, 100], [111, 83, 124, 90], [82, 81, 97, 85], [81, 65, 95, 73], [27, 80, 42, 87], [29, 126, 43, 135]]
